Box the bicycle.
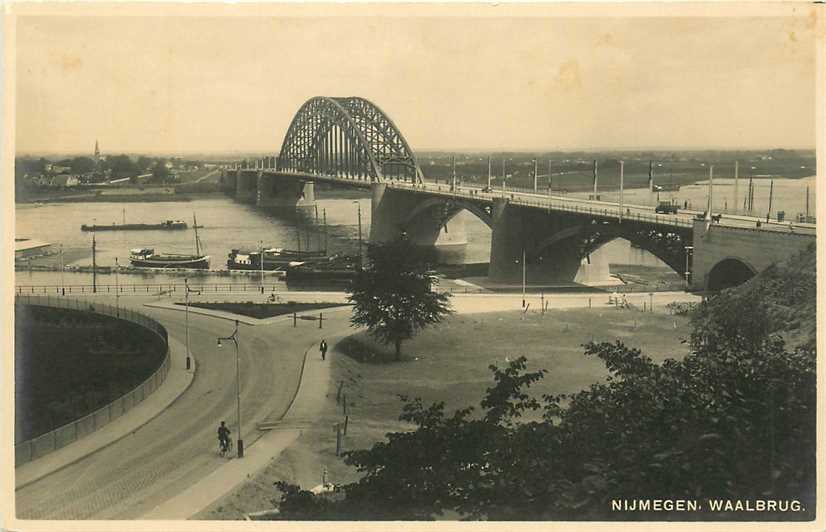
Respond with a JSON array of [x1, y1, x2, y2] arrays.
[[218, 438, 233, 458]]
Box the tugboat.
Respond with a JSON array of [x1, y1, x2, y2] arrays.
[[129, 213, 209, 269], [227, 247, 326, 271]]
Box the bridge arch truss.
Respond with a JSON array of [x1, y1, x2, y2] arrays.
[[277, 97, 424, 183]]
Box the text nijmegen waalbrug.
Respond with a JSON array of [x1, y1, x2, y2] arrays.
[[611, 499, 805, 512]]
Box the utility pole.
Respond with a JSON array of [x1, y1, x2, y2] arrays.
[[92, 223, 97, 294], [705, 165, 714, 221], [114, 257, 120, 316], [487, 156, 492, 189], [619, 161, 624, 223], [502, 159, 506, 191], [451, 155, 456, 191], [59, 244, 64, 293], [259, 240, 264, 289], [806, 186, 810, 221], [592, 160, 598, 200], [766, 179, 774, 222], [521, 246, 526, 309], [547, 160, 552, 196], [355, 201, 363, 270], [323, 208, 328, 253], [733, 160, 739, 215], [533, 158, 538, 192], [648, 160, 654, 206]]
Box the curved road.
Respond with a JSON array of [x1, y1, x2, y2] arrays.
[[15, 298, 352, 519]]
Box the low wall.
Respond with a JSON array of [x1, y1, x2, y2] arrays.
[[14, 296, 171, 467]]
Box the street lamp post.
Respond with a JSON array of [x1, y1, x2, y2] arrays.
[[684, 246, 694, 290], [115, 257, 120, 316], [515, 247, 527, 308], [353, 200, 363, 270], [217, 319, 243, 458], [60, 243, 64, 295], [259, 240, 265, 292], [184, 278, 200, 371]]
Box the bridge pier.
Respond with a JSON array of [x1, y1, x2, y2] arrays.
[[257, 172, 315, 214], [236, 169, 259, 203], [489, 200, 583, 284], [220, 169, 237, 195], [370, 183, 467, 252]]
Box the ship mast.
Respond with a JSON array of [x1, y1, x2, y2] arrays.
[[193, 213, 201, 256]]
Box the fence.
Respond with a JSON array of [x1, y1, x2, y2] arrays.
[[14, 295, 171, 467], [388, 181, 695, 229], [15, 283, 289, 296]]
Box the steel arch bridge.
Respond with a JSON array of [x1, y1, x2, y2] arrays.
[[277, 96, 424, 183]]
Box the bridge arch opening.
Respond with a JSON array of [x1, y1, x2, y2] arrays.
[[401, 200, 493, 266], [706, 258, 756, 292]]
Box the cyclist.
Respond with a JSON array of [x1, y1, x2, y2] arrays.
[[218, 421, 231, 454]]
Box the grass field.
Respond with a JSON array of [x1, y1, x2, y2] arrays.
[[200, 305, 693, 519], [333, 307, 691, 424], [15, 306, 166, 442], [183, 301, 349, 319]]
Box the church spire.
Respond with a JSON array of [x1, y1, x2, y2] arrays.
[[94, 139, 100, 160]]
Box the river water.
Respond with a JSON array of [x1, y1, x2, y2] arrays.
[[15, 177, 815, 289]]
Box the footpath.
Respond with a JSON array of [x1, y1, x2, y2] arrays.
[[141, 338, 332, 519]]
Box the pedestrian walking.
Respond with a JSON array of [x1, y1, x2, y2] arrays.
[[320, 339, 328, 361]]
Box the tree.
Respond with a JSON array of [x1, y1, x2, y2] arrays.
[[151, 160, 171, 183], [347, 236, 453, 361], [69, 156, 96, 175], [105, 154, 139, 179]]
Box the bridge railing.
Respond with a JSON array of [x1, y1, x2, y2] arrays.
[[388, 181, 695, 228], [14, 296, 171, 467]]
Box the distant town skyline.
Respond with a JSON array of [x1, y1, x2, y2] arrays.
[[15, 8, 817, 154]]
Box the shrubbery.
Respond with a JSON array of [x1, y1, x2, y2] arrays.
[[273, 245, 816, 521]]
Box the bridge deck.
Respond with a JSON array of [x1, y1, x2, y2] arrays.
[[270, 170, 816, 236]]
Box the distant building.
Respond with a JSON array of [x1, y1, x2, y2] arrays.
[[51, 165, 71, 174], [51, 175, 80, 187]]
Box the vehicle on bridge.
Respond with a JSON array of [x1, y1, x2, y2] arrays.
[[655, 201, 679, 214]]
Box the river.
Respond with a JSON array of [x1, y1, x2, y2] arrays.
[[15, 177, 815, 289]]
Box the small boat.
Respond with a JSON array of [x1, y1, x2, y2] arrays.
[[129, 213, 209, 269], [227, 247, 327, 271]]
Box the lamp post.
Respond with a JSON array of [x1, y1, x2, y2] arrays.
[[259, 240, 265, 291], [353, 200, 363, 270], [217, 319, 243, 458], [684, 246, 694, 290], [114, 257, 120, 317], [515, 247, 527, 308], [60, 243, 64, 295], [184, 278, 200, 371]]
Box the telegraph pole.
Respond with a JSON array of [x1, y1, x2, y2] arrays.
[[619, 161, 624, 223], [451, 155, 456, 190], [487, 156, 492, 189], [592, 160, 598, 200], [323, 208, 328, 253], [733, 160, 739, 214], [502, 159, 506, 191], [547, 160, 552, 196], [706, 165, 714, 221], [92, 223, 97, 294]]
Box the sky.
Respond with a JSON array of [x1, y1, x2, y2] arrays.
[[14, 11, 817, 155]]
